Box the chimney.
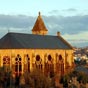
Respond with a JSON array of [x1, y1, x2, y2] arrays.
[[57, 32, 61, 36]]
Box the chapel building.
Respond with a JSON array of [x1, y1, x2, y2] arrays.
[[0, 12, 74, 77]]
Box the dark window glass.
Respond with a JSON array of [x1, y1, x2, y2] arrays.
[[26, 54, 30, 60], [3, 58, 6, 61], [28, 58, 30, 60], [3, 62, 6, 64], [17, 54, 20, 57], [19, 58, 21, 61], [15, 62, 18, 64], [28, 63, 30, 72], [7, 58, 10, 61], [59, 55, 62, 60], [7, 62, 10, 64], [19, 62, 21, 65], [48, 55, 52, 61], [26, 54, 29, 57], [15, 65, 18, 72], [36, 55, 40, 61]]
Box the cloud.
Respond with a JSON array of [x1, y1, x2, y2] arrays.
[[0, 14, 88, 47], [48, 8, 78, 16], [63, 8, 77, 12], [0, 15, 35, 28], [63, 31, 88, 47], [43, 15, 88, 35], [48, 10, 59, 15], [63, 31, 88, 40], [0, 14, 88, 35]]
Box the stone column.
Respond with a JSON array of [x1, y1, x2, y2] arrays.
[[53, 54, 56, 73], [31, 53, 35, 70], [11, 54, 15, 73], [1, 56, 3, 67], [41, 54, 44, 73], [29, 54, 32, 72], [44, 54, 47, 75]]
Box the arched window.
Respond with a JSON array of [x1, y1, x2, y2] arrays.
[[48, 55, 52, 61], [59, 55, 62, 60], [3, 56, 10, 72], [3, 56, 10, 64], [15, 54, 22, 76], [56, 55, 64, 75], [45, 55, 54, 78], [27, 54, 30, 60], [26, 54, 30, 72], [36, 55, 40, 61], [35, 55, 42, 70]]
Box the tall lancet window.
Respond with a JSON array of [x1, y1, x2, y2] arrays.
[[59, 55, 64, 75], [47, 55, 53, 70], [45, 55, 54, 78], [15, 54, 22, 76], [26, 54, 30, 72]]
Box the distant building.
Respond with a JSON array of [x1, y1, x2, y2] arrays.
[[0, 12, 74, 77]]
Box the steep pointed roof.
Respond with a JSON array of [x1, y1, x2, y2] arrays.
[[32, 12, 48, 31]]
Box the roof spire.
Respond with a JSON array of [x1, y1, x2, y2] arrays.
[[39, 12, 41, 16], [32, 12, 48, 35], [8, 27, 10, 33]]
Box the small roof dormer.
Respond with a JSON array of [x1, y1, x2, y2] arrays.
[[32, 12, 48, 35]]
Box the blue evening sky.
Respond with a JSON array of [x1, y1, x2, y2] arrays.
[[0, 0, 88, 16]]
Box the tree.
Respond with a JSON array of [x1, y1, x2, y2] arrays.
[[0, 66, 11, 88], [0, 67, 5, 88], [24, 69, 52, 88], [59, 75, 69, 88], [77, 72, 88, 84], [68, 84, 77, 88]]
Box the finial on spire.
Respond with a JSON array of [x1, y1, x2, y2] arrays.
[[8, 27, 10, 33], [39, 12, 41, 16]]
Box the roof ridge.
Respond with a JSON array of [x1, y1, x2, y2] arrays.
[[2, 32, 58, 37]]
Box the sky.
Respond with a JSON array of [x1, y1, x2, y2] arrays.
[[0, 0, 88, 16], [0, 0, 88, 47]]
